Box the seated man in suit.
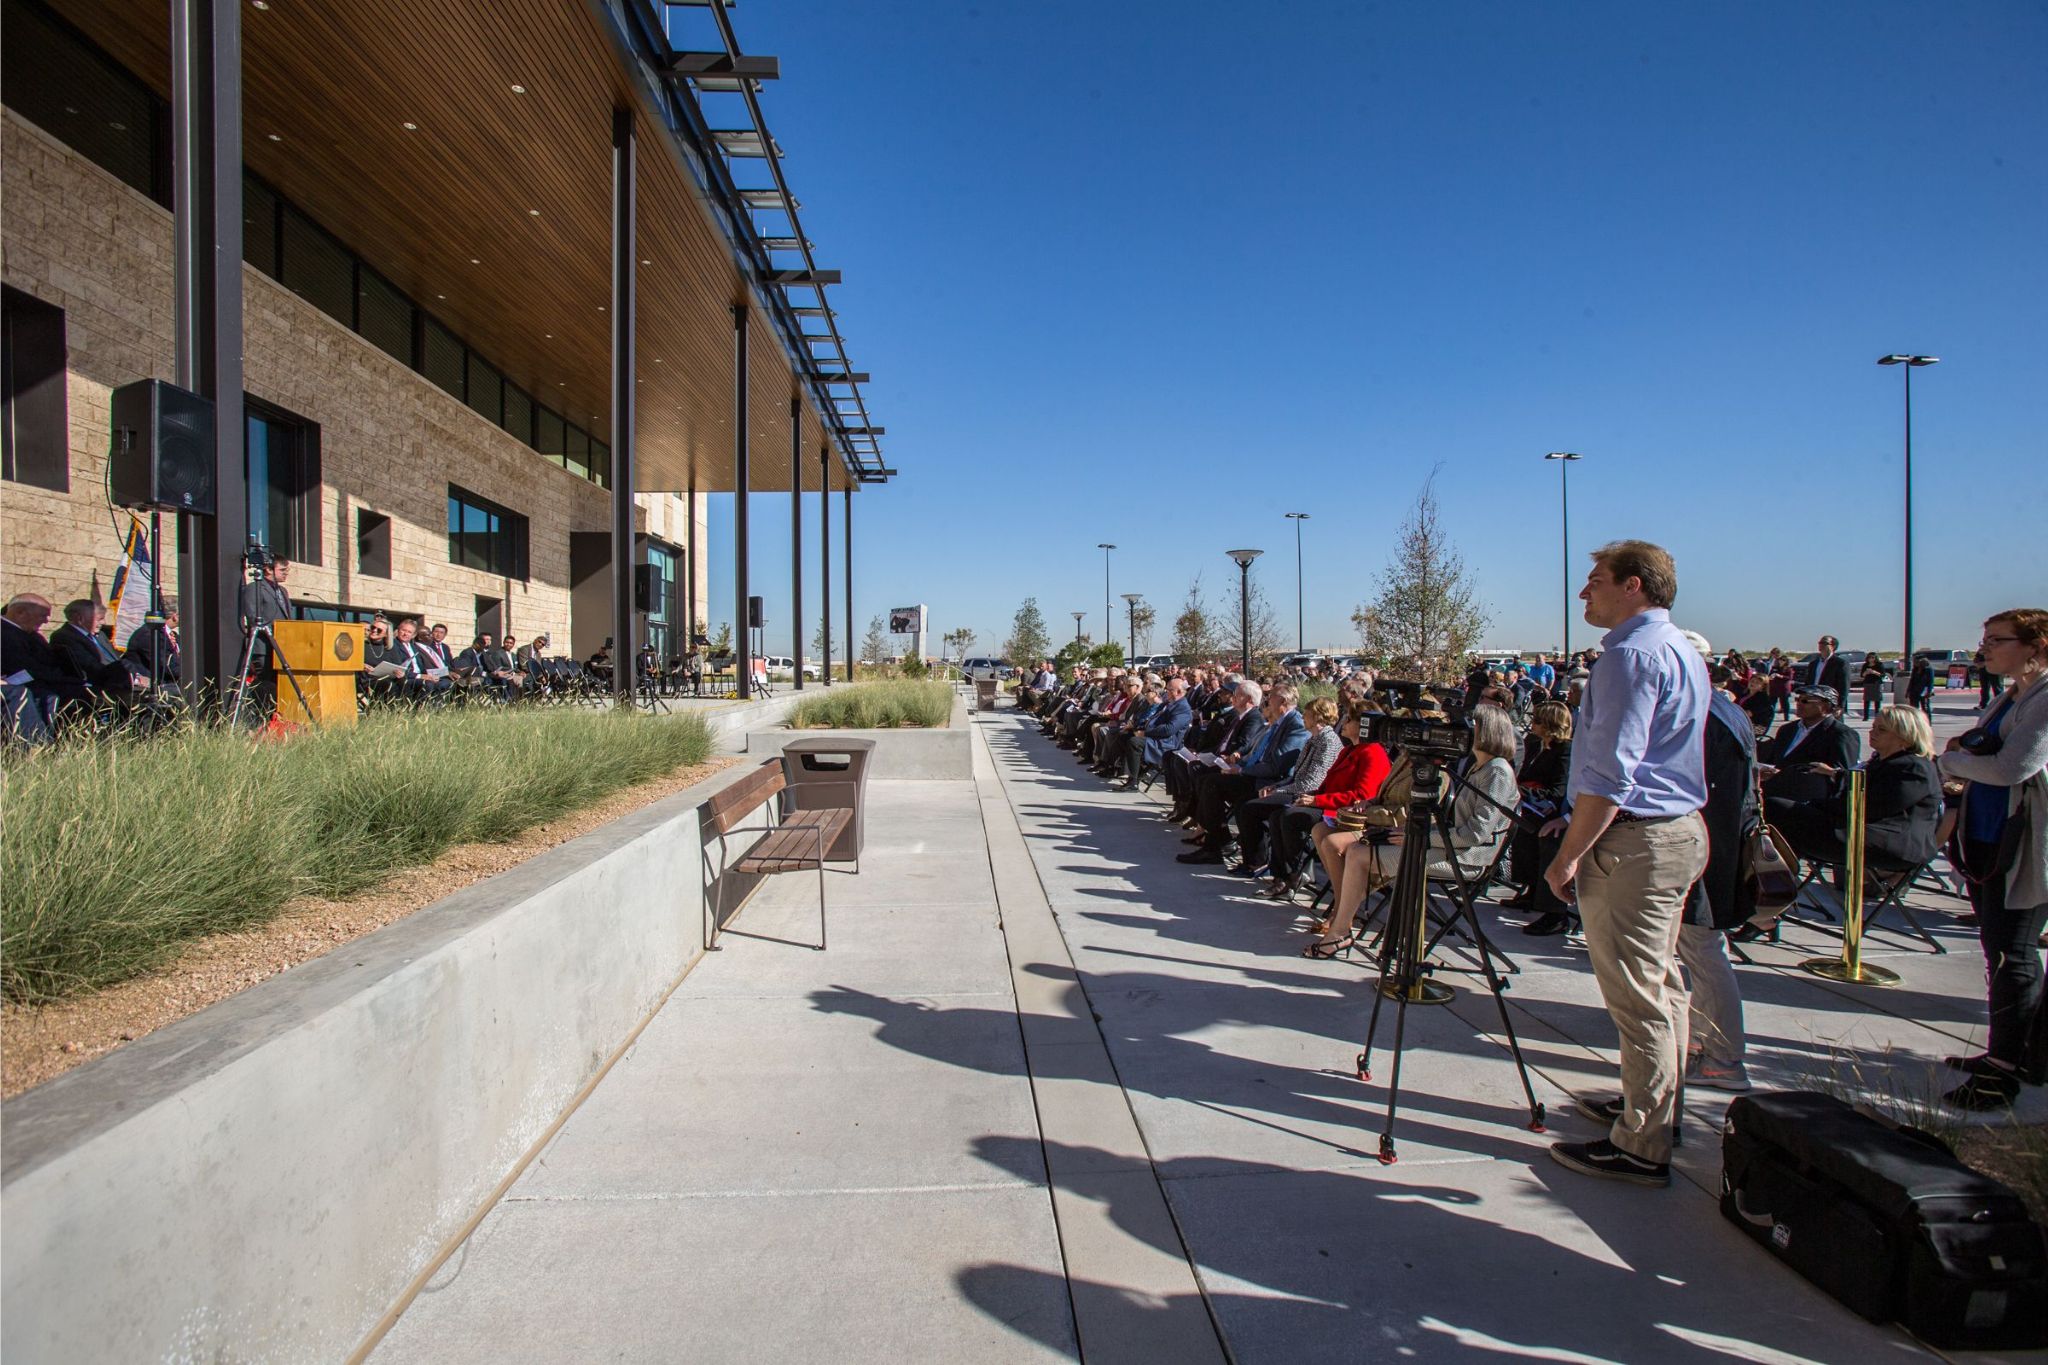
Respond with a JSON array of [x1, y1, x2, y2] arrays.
[[1768, 704, 1942, 878], [1119, 675, 1193, 790], [1181, 683, 1309, 865], [49, 599, 142, 705], [1758, 685, 1861, 800], [3, 593, 95, 740], [1164, 679, 1264, 823], [122, 607, 180, 687]]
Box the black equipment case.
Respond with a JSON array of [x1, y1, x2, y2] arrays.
[[1720, 1091, 2047, 1350]]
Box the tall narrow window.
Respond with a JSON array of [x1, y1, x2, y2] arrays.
[[465, 353, 503, 425], [356, 268, 413, 367], [245, 398, 321, 564], [2, 286, 70, 492], [356, 509, 391, 579], [281, 207, 354, 328], [421, 317, 464, 401]]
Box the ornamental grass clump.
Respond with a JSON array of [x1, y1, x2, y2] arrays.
[[788, 680, 953, 729], [0, 708, 711, 1004]]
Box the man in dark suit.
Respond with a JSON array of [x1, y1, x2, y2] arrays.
[[235, 556, 293, 717], [1118, 676, 1192, 789], [1758, 685, 1861, 800], [1804, 635, 1849, 699], [3, 594, 94, 739], [49, 599, 141, 703], [1182, 685, 1310, 864], [122, 608, 179, 686], [1164, 681, 1265, 823]]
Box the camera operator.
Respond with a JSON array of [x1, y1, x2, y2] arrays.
[[235, 551, 292, 718], [1543, 540, 1709, 1189]]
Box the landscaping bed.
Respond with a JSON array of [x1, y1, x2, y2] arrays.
[[787, 679, 953, 729], [1, 708, 714, 1008]]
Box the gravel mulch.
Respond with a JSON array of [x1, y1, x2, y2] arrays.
[[3, 756, 737, 1098]]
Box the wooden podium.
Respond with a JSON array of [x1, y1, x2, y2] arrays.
[[270, 621, 365, 727]]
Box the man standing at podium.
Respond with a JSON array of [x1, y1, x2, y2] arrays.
[[236, 553, 293, 718]]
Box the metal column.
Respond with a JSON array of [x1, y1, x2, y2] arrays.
[[843, 487, 854, 683], [790, 397, 803, 691], [819, 446, 831, 686], [732, 304, 752, 699], [609, 107, 637, 708], [684, 472, 697, 654], [170, 0, 246, 699]]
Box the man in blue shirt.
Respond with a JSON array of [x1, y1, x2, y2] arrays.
[[1543, 540, 1710, 1189], [1528, 653, 1557, 694]]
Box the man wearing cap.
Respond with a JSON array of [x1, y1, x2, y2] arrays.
[[1758, 684, 1862, 801], [1544, 540, 1710, 1189]]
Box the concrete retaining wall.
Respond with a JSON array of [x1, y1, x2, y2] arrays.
[[0, 761, 767, 1365], [745, 694, 972, 779]]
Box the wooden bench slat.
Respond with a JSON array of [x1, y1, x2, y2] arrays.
[[705, 760, 787, 836]]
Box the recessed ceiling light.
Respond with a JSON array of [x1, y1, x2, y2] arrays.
[[528, 209, 540, 217], [598, 306, 605, 312], [403, 121, 418, 131], [267, 133, 281, 142], [469, 258, 480, 264], [641, 259, 651, 266], [544, 333, 552, 339], [435, 293, 445, 299], [251, 1, 269, 9], [510, 84, 526, 94]]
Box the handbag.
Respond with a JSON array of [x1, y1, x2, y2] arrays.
[[1745, 819, 1802, 916]]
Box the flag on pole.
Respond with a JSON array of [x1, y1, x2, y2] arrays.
[[108, 512, 153, 649]]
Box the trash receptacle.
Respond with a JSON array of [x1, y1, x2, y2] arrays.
[[779, 737, 875, 861], [976, 678, 997, 711]]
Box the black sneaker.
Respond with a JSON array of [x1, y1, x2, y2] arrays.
[[1549, 1139, 1669, 1187], [1943, 1052, 2003, 1077], [1575, 1095, 1624, 1125], [1943, 1071, 2020, 1111]]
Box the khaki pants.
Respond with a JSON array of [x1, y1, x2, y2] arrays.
[[1578, 812, 1709, 1163]]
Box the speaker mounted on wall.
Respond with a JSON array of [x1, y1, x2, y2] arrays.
[[108, 378, 216, 515]]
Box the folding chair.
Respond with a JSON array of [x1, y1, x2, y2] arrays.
[[1798, 855, 1948, 954]]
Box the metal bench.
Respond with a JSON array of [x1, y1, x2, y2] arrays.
[[700, 759, 854, 952]]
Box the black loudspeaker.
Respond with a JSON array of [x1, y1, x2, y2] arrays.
[[108, 378, 215, 514], [748, 595, 764, 628], [634, 564, 656, 614]]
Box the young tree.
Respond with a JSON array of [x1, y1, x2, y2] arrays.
[[1351, 472, 1489, 681], [812, 617, 830, 666], [1004, 596, 1051, 667], [1242, 567, 1286, 665], [710, 621, 733, 656], [1087, 642, 1125, 668], [860, 614, 889, 669], [1130, 600, 1158, 654], [943, 626, 976, 660], [1172, 576, 1219, 664]]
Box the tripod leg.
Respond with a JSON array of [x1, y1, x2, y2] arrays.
[[271, 633, 313, 724], [1458, 893, 1547, 1133], [1356, 930, 1396, 1081], [228, 626, 262, 728]]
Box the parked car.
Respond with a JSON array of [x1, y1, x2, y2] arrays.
[[962, 657, 1010, 683], [1914, 649, 1978, 686], [1133, 654, 1178, 672]]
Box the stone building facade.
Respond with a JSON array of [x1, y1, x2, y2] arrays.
[[2, 105, 708, 657]]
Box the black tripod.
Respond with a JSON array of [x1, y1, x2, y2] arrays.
[[1354, 755, 1547, 1163], [228, 618, 311, 728]]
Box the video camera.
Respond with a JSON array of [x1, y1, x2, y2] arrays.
[[243, 538, 278, 573], [1363, 678, 1475, 762]]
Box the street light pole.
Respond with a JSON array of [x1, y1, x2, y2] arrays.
[[1226, 549, 1263, 674], [1097, 543, 1116, 643], [1544, 453, 1582, 658], [1071, 610, 1086, 644], [1285, 512, 1309, 654], [1121, 592, 1142, 663], [1878, 355, 1937, 701]]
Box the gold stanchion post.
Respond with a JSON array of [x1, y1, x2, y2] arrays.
[[1802, 768, 1900, 986]]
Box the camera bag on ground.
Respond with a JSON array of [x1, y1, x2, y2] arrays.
[[1720, 1090, 2046, 1350]]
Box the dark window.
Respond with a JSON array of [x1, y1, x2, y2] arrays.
[[2, 286, 70, 492], [564, 423, 590, 480], [421, 318, 464, 401], [245, 398, 321, 565], [590, 440, 610, 489], [534, 406, 565, 467], [502, 383, 534, 446], [465, 353, 503, 425], [356, 268, 412, 367], [295, 601, 384, 626], [243, 174, 281, 278], [447, 485, 528, 581], [356, 508, 391, 579], [644, 542, 677, 663], [0, 0, 164, 203], [281, 207, 354, 327]]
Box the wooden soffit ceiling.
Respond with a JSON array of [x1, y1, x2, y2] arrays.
[[54, 0, 853, 495]]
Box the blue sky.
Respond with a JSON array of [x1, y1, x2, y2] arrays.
[[695, 0, 2047, 661]]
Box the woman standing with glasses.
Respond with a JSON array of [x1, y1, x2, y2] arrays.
[[1937, 608, 2048, 1109]]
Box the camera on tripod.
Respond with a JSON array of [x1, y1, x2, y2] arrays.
[[1363, 679, 1474, 762], [243, 538, 278, 574]]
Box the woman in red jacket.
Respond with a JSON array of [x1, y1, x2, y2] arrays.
[[1261, 713, 1392, 900]]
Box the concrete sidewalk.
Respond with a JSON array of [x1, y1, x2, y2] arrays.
[[372, 707, 2037, 1364]]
